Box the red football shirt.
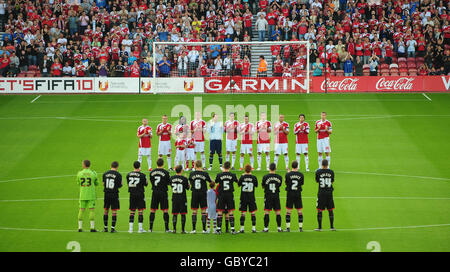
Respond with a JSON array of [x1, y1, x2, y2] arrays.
[[157, 123, 172, 141], [315, 120, 332, 139], [224, 120, 240, 140], [294, 122, 309, 144], [190, 119, 206, 142], [138, 125, 152, 148], [240, 123, 254, 144], [274, 121, 289, 144], [256, 121, 271, 144]]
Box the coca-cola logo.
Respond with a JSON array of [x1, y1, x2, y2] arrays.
[[321, 78, 359, 91], [375, 77, 415, 90]]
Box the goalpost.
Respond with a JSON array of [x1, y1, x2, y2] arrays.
[[151, 41, 310, 94]]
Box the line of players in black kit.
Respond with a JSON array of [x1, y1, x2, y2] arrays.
[[102, 157, 335, 234]]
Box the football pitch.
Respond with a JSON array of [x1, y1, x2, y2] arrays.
[[0, 92, 449, 252]]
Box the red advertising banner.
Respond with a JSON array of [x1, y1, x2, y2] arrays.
[[311, 76, 450, 93], [204, 77, 307, 93], [204, 76, 450, 93]]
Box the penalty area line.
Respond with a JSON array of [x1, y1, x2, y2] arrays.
[[30, 95, 41, 103], [422, 93, 432, 101]]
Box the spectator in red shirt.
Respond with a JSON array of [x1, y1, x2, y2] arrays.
[[51, 58, 63, 77], [0, 52, 10, 77]]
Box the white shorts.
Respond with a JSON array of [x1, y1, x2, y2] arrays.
[[275, 143, 288, 155], [257, 143, 270, 153], [138, 148, 151, 156], [158, 141, 171, 156], [240, 144, 253, 154], [175, 149, 186, 164], [186, 148, 195, 161], [317, 137, 331, 153], [295, 144, 309, 154], [194, 141, 205, 153], [226, 139, 237, 152]]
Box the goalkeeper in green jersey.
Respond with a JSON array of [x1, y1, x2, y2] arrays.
[[77, 160, 99, 232]]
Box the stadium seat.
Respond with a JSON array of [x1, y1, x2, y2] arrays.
[[406, 57, 416, 63], [380, 64, 389, 70], [398, 57, 407, 63], [399, 62, 407, 68], [363, 71, 370, 76], [400, 72, 409, 76], [416, 57, 425, 63], [336, 70, 344, 77], [407, 62, 416, 69], [409, 69, 418, 76]]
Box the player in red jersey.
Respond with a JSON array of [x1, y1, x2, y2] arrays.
[[156, 115, 173, 171], [185, 131, 196, 171], [174, 137, 187, 170], [256, 112, 271, 171], [315, 112, 332, 168], [190, 112, 207, 169], [224, 112, 240, 170], [137, 118, 153, 171], [274, 114, 290, 171], [294, 114, 310, 172], [175, 116, 188, 140], [239, 114, 254, 170]]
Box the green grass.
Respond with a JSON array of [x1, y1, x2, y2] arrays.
[[0, 93, 449, 252]]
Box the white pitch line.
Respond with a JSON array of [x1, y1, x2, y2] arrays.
[[1, 196, 450, 203], [30, 95, 41, 103], [336, 170, 450, 181], [422, 93, 432, 101], [0, 174, 75, 183], [0, 223, 448, 233]]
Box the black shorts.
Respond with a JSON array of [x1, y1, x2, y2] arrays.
[[217, 193, 235, 211], [150, 191, 169, 210], [264, 194, 281, 211], [239, 197, 257, 212], [104, 194, 120, 210], [191, 191, 207, 210], [210, 139, 222, 155], [172, 196, 188, 215], [286, 192, 303, 209], [129, 194, 146, 211], [317, 191, 335, 211]]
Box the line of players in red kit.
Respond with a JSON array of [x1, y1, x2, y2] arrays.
[[136, 111, 332, 172]]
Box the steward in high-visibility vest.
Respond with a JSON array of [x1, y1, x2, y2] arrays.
[[257, 55, 267, 77]]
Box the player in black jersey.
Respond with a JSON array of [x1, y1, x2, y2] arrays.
[[214, 161, 238, 234], [126, 161, 148, 233], [102, 161, 122, 233], [262, 163, 283, 232], [285, 161, 305, 232], [238, 164, 258, 233], [188, 160, 212, 233], [170, 165, 190, 234], [149, 158, 171, 232], [315, 159, 335, 231]]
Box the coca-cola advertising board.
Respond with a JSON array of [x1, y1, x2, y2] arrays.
[[311, 76, 450, 93]]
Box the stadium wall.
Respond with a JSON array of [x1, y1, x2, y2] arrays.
[[0, 76, 449, 94]]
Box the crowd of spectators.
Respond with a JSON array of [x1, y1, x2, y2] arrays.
[[0, 0, 448, 78]]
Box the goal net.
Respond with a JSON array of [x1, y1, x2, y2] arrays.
[[151, 41, 310, 94]]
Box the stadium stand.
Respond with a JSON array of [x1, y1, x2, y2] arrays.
[[0, 0, 448, 78]]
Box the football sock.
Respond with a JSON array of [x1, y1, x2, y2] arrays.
[[251, 214, 256, 228], [213, 218, 217, 230], [129, 214, 135, 230], [78, 220, 82, 230], [304, 155, 309, 168], [264, 214, 269, 228], [276, 214, 282, 228], [149, 212, 155, 230], [226, 154, 230, 162], [318, 157, 323, 168], [138, 213, 143, 230], [240, 214, 245, 228], [326, 156, 331, 167], [286, 214, 291, 228], [163, 212, 169, 230], [257, 154, 262, 168], [250, 156, 254, 168], [167, 157, 172, 168], [225, 218, 229, 231], [138, 155, 142, 163], [172, 215, 177, 231], [209, 154, 213, 166], [181, 214, 186, 232], [103, 214, 108, 227], [78, 209, 84, 221], [111, 214, 117, 229], [296, 155, 301, 166], [201, 213, 207, 231], [299, 213, 303, 228], [217, 215, 223, 230], [147, 156, 152, 169], [219, 155, 223, 166], [229, 215, 235, 230], [240, 156, 244, 168], [192, 214, 197, 231], [284, 155, 289, 168], [265, 155, 270, 168], [274, 155, 279, 166], [201, 153, 206, 167], [231, 154, 236, 167], [207, 218, 210, 230], [329, 210, 334, 228], [89, 210, 95, 229], [317, 211, 323, 229]]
